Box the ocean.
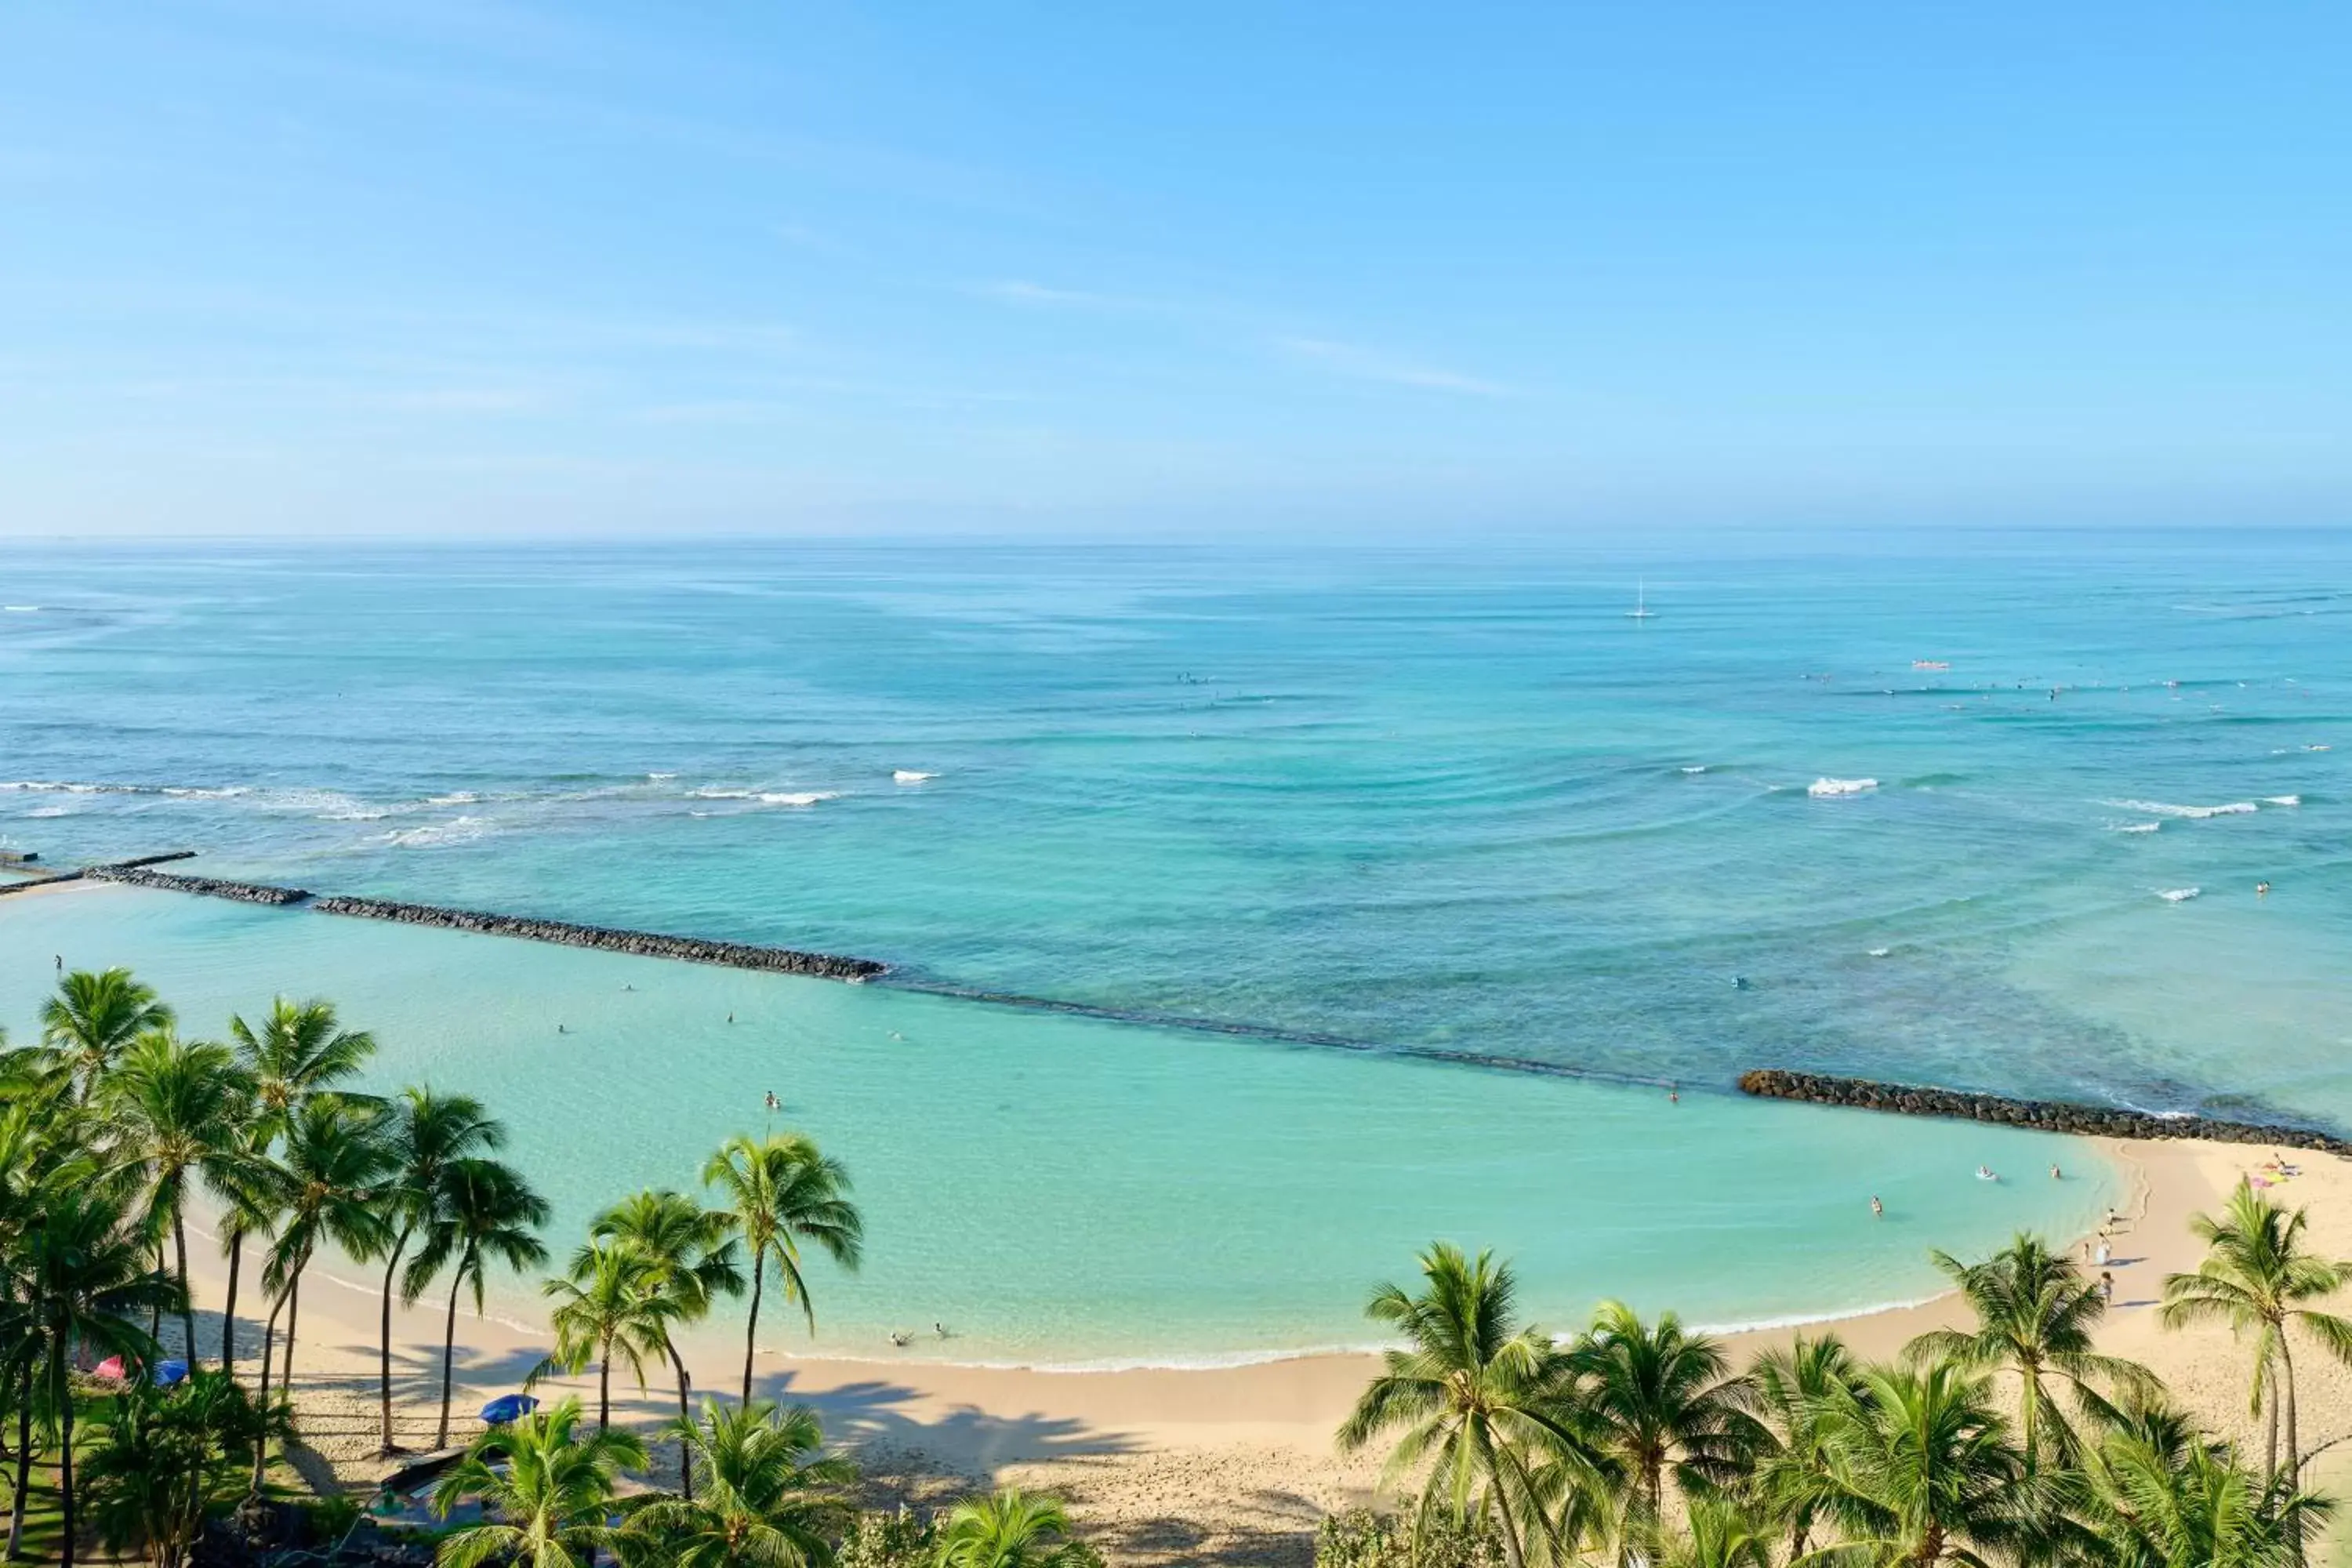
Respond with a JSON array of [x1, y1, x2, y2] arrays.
[[4, 531, 2343, 1362]]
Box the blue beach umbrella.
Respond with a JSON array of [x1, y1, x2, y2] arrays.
[[152, 1359, 190, 1387], [478, 1393, 538, 1426]]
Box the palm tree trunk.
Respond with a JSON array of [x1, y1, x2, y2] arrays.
[[252, 1290, 285, 1493], [598, 1338, 613, 1433], [220, 1229, 243, 1378], [741, 1243, 766, 1406], [56, 1356, 77, 1568], [437, 1264, 466, 1450], [378, 1226, 411, 1454], [2264, 1368, 2279, 1481], [2281, 1331, 2302, 1478], [281, 1269, 303, 1396], [150, 1235, 166, 1347], [2021, 1365, 2039, 1468], [5, 1361, 32, 1560], [173, 1207, 197, 1366], [668, 1342, 695, 1502], [1490, 1493, 1528, 1568]]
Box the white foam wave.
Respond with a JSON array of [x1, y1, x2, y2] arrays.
[[1808, 777, 1878, 797], [893, 770, 936, 784], [646, 771, 677, 781], [2106, 799, 2258, 818], [381, 815, 492, 848], [1679, 765, 1708, 775], [2110, 822, 2161, 834], [2, 605, 38, 613], [2156, 887, 2201, 902], [2264, 795, 2301, 807], [690, 788, 757, 800], [757, 791, 838, 808], [26, 805, 73, 818], [426, 791, 480, 805], [1867, 947, 1892, 958]]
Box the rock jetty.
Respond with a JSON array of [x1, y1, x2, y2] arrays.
[[1739, 1069, 2352, 1155], [86, 865, 313, 905], [310, 895, 887, 980]]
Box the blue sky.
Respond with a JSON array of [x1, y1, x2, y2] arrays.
[[3, 2, 2347, 538]]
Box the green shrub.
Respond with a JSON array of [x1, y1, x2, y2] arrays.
[[837, 1504, 938, 1568], [1316, 1508, 1504, 1568]]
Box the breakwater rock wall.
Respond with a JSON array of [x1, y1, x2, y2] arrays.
[[1739, 1069, 2352, 1156], [310, 895, 887, 980], [86, 865, 313, 905]]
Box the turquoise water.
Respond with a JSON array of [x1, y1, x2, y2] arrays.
[[5, 885, 2118, 1364], [4, 532, 2345, 1358]]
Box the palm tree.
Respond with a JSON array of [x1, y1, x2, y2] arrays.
[[1809, 1358, 2032, 1568], [1338, 1243, 1592, 1568], [587, 1189, 743, 1497], [1908, 1233, 2154, 1467], [374, 1088, 508, 1454], [222, 996, 376, 1384], [702, 1132, 863, 1406], [2160, 1180, 2352, 1483], [18, 1179, 183, 1568], [934, 1488, 1093, 1568], [1747, 1333, 1861, 1559], [405, 1156, 550, 1448], [626, 1399, 855, 1568], [42, 967, 173, 1101], [430, 1396, 646, 1568], [539, 1240, 678, 1435], [253, 1098, 394, 1488], [1663, 1496, 1777, 1568], [99, 1031, 257, 1366], [1566, 1301, 1757, 1530], [2082, 1397, 2330, 1568]]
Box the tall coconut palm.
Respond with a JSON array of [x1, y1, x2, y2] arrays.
[[1908, 1233, 2154, 1467], [373, 1088, 507, 1454], [430, 1396, 645, 1568], [2160, 1180, 2352, 1483], [18, 1179, 183, 1568], [1566, 1301, 1758, 1531], [934, 1488, 1093, 1568], [404, 1156, 550, 1450], [223, 996, 376, 1385], [2082, 1397, 2330, 1568], [702, 1132, 863, 1406], [98, 1031, 257, 1366], [1747, 1333, 1863, 1558], [1338, 1243, 1593, 1568], [42, 967, 173, 1102], [626, 1399, 855, 1568], [539, 1239, 678, 1435], [253, 1098, 393, 1488], [1809, 1358, 2032, 1568], [586, 1189, 743, 1497]]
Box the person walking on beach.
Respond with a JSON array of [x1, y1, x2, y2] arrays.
[[2100, 1271, 2114, 1304]]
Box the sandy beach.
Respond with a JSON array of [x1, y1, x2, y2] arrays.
[[165, 1133, 2352, 1566]]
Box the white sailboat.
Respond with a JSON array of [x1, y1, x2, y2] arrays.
[[1626, 578, 1656, 619]]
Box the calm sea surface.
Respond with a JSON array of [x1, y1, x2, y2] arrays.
[[3, 533, 2343, 1360]]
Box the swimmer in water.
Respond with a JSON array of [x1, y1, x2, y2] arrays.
[[1668, 1087, 1679, 1103], [557, 1023, 567, 1035], [2258, 880, 2272, 897], [1870, 1196, 1883, 1218], [727, 1012, 734, 1024], [764, 1091, 779, 1112], [2050, 1163, 2062, 1180], [934, 1321, 949, 1338], [888, 1330, 911, 1348], [1977, 1165, 1997, 1181]]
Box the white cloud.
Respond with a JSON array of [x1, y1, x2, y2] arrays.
[[1276, 336, 1508, 397]]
